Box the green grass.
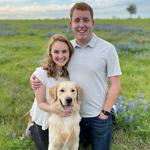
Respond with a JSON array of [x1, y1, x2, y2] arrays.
[[0, 18, 150, 149]]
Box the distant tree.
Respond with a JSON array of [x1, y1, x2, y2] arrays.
[[126, 3, 137, 18]]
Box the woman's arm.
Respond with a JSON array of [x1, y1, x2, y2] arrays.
[[34, 79, 72, 116], [34, 81, 52, 112]]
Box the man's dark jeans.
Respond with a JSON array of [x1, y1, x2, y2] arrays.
[[79, 114, 113, 150]]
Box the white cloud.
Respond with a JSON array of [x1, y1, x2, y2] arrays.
[[0, 3, 70, 13], [81, 0, 120, 8], [0, 3, 72, 19], [0, 0, 149, 19], [0, 0, 30, 2]]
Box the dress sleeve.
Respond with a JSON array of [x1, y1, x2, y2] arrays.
[[33, 67, 47, 86]]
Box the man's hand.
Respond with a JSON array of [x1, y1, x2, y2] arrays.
[[98, 112, 108, 120], [30, 74, 41, 90]]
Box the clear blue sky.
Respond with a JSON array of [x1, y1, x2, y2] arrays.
[[0, 0, 149, 19]]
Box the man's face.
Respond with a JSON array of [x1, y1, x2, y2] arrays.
[[70, 9, 94, 46]]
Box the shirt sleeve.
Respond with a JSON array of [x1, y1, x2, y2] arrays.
[[106, 45, 122, 77], [33, 67, 47, 85]]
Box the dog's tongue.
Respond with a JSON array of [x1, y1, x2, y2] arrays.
[[64, 106, 72, 111]]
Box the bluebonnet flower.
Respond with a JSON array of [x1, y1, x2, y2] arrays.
[[115, 96, 126, 112], [115, 102, 123, 112], [31, 24, 67, 29], [0, 31, 16, 36], [118, 95, 124, 101], [94, 23, 145, 34], [143, 102, 149, 112], [125, 115, 133, 124], [136, 93, 144, 106], [129, 37, 150, 43], [13, 42, 35, 49], [12, 131, 17, 138], [127, 98, 136, 112], [115, 93, 149, 126], [47, 32, 55, 37]]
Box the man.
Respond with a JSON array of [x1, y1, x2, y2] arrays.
[[31, 2, 121, 150]]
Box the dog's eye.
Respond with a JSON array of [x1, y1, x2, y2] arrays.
[[60, 89, 65, 92], [71, 89, 75, 92]]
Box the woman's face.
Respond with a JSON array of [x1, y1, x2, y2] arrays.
[[51, 41, 70, 70]]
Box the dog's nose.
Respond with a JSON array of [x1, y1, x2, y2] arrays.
[[66, 97, 72, 105]]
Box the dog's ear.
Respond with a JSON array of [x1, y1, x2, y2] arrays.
[[49, 84, 58, 102], [76, 85, 83, 103]]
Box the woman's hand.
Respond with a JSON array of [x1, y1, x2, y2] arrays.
[[49, 102, 73, 117]]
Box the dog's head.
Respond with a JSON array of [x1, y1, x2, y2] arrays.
[[50, 81, 82, 111]]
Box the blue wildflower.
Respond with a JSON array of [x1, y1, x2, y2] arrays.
[[143, 103, 149, 112], [12, 131, 17, 138], [125, 115, 133, 124]]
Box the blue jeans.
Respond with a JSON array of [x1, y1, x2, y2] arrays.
[[79, 114, 113, 150], [29, 123, 48, 150]]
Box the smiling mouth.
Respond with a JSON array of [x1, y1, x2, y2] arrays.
[[58, 60, 65, 63], [78, 31, 85, 34], [56, 59, 66, 63]]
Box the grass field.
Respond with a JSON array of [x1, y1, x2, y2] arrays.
[[0, 18, 150, 150]]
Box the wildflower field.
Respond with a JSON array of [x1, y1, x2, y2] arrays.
[[0, 19, 150, 150]]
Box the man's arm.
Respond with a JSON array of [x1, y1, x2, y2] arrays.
[[100, 76, 121, 119], [30, 74, 41, 90]]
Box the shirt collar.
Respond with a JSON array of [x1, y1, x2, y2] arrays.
[[72, 33, 97, 48]]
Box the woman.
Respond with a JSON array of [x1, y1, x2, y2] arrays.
[[27, 34, 74, 150]]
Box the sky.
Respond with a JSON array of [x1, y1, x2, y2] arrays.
[[0, 0, 149, 19]]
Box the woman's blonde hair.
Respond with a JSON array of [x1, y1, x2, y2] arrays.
[[43, 34, 74, 79]]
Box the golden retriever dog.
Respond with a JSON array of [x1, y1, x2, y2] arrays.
[[48, 81, 82, 150]]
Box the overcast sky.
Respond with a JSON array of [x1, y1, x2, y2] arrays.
[[0, 0, 149, 19]]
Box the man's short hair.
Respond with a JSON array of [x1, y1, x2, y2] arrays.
[[70, 2, 93, 20]]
